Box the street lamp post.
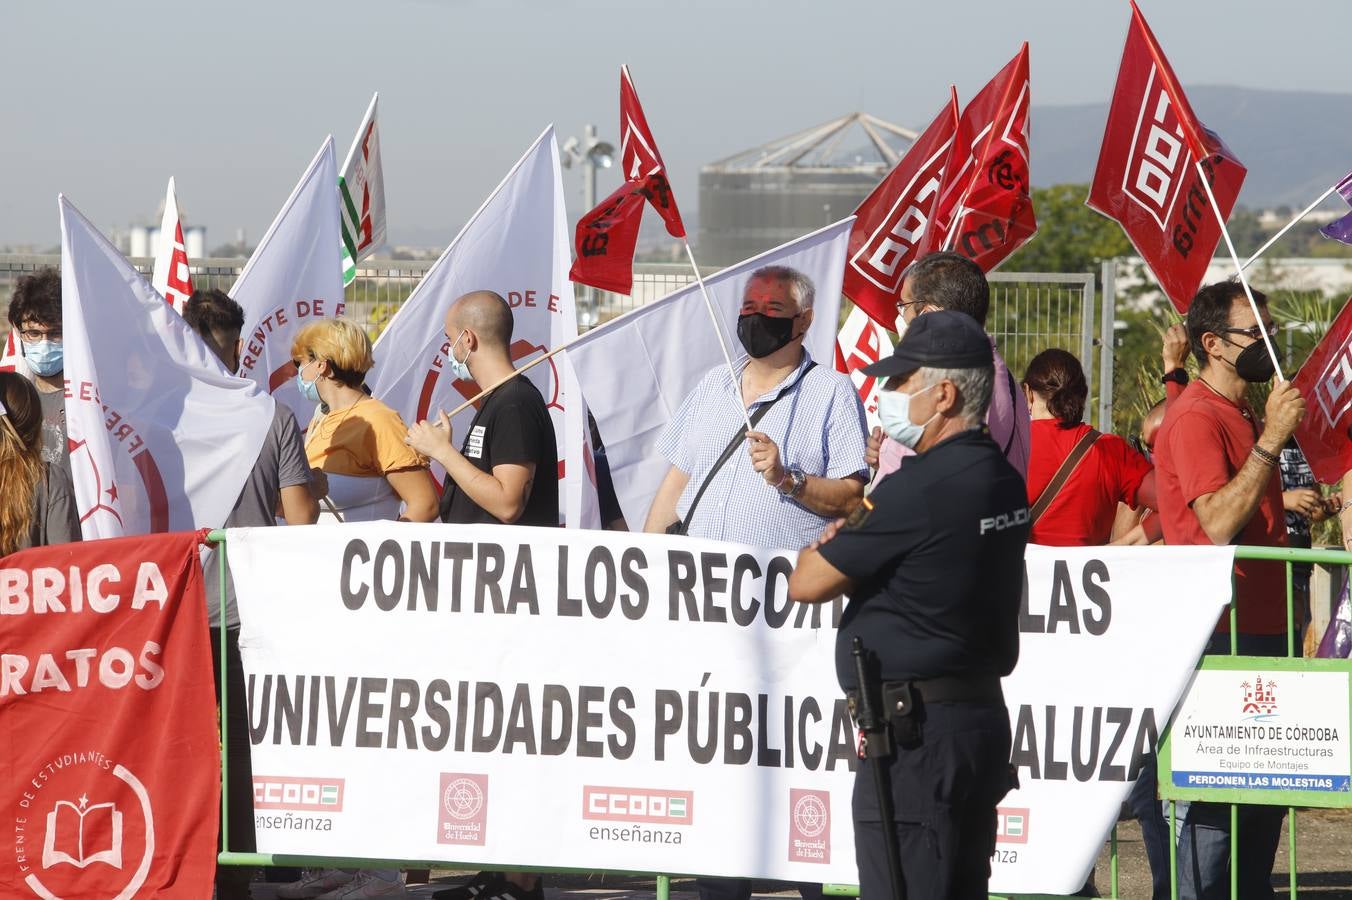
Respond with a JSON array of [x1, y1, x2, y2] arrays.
[[561, 124, 615, 328]]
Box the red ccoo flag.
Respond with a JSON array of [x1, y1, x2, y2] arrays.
[[1293, 297, 1352, 485], [1087, 1, 1246, 313], [843, 91, 961, 330], [571, 65, 686, 295], [921, 43, 1037, 272]]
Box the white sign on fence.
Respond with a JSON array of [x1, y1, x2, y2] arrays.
[[228, 526, 1232, 892]]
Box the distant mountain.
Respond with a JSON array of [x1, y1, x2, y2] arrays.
[[1033, 85, 1352, 209]]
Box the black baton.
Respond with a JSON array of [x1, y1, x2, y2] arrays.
[[852, 637, 905, 900]]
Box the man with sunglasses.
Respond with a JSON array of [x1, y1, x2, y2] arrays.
[[866, 252, 1029, 483], [1153, 280, 1306, 899]]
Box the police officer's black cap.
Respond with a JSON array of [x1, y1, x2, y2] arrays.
[[861, 310, 993, 378]]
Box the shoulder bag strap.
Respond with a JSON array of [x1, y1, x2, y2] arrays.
[[1029, 428, 1101, 525], [673, 362, 816, 534]]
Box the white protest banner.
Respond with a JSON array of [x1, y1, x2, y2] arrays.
[[834, 305, 892, 432], [60, 195, 274, 538], [340, 93, 386, 286], [150, 176, 194, 312], [232, 138, 344, 426], [229, 527, 1231, 891], [567, 219, 853, 529], [367, 127, 595, 526]]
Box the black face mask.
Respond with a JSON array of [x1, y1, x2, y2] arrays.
[[1225, 338, 1276, 383], [737, 313, 798, 359]]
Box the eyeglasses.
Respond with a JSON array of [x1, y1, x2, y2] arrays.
[[1219, 322, 1279, 342], [894, 299, 926, 317], [19, 327, 61, 343]]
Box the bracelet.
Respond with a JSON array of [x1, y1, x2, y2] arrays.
[[1250, 444, 1279, 467]]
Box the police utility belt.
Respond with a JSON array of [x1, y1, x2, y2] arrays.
[[847, 675, 1003, 757]]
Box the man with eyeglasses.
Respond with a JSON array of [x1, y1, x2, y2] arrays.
[[1153, 280, 1305, 899], [866, 252, 1030, 483], [5, 268, 71, 481]]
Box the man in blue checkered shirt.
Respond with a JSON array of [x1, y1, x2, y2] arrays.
[[644, 264, 869, 551], [645, 266, 867, 900]]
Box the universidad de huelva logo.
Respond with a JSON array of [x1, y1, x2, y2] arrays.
[[1240, 676, 1278, 720]]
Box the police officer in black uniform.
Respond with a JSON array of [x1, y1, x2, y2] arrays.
[[788, 310, 1028, 899]]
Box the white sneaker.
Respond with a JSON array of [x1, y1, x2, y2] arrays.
[[315, 870, 408, 899], [276, 868, 356, 899]]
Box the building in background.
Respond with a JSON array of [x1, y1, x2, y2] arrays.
[[125, 193, 206, 261], [697, 112, 917, 266]]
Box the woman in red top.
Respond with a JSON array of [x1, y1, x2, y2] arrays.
[[1023, 349, 1156, 546]]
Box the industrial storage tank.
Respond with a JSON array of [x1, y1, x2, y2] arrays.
[[697, 113, 918, 267]]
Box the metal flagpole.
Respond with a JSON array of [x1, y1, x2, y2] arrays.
[[1240, 182, 1341, 271], [683, 240, 755, 432], [1194, 159, 1285, 381]]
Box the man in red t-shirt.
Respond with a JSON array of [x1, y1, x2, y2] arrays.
[[1153, 281, 1305, 899]]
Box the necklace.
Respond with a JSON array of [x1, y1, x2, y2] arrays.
[[1197, 375, 1253, 420]]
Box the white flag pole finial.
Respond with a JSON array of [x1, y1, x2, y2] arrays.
[[1194, 159, 1284, 381]]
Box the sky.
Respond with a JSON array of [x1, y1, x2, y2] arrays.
[[4, 0, 1349, 249]]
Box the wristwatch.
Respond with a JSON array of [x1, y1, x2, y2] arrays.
[[1161, 368, 1189, 386], [778, 465, 808, 499]]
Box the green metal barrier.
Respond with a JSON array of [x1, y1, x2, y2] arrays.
[[208, 534, 1352, 899]]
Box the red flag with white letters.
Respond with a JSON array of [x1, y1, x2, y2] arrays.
[[834, 305, 893, 430], [921, 44, 1037, 272], [844, 92, 960, 330], [618, 65, 685, 238], [571, 65, 685, 295], [1293, 297, 1352, 484], [0, 531, 219, 899], [150, 177, 194, 314], [1087, 1, 1246, 313]]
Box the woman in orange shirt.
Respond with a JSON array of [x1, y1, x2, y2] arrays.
[[292, 319, 438, 523]]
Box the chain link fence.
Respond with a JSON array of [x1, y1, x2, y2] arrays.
[[0, 254, 1104, 422]]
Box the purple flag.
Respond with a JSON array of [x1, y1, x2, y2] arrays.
[[1320, 170, 1352, 244]]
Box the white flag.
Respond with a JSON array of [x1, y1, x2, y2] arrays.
[[59, 195, 275, 539], [835, 304, 893, 432], [368, 126, 598, 526], [150, 176, 194, 313], [232, 138, 344, 426], [567, 219, 854, 528], [339, 93, 386, 286]]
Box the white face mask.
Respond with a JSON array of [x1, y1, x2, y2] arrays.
[[877, 382, 938, 449], [447, 330, 471, 381]]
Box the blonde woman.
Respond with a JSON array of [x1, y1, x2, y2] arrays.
[[281, 321, 430, 899], [290, 319, 437, 525], [0, 371, 79, 553]]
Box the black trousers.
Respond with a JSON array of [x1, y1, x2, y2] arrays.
[[853, 700, 1012, 900], [211, 626, 256, 896]]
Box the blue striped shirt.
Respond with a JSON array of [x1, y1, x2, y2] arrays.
[[656, 351, 869, 550]]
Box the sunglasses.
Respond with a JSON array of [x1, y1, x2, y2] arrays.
[[1218, 322, 1279, 342]]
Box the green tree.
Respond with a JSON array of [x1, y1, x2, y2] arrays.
[[1004, 183, 1131, 276]]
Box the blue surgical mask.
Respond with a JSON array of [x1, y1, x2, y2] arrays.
[[447, 330, 471, 382], [878, 382, 938, 449], [22, 340, 63, 377], [295, 360, 322, 404]]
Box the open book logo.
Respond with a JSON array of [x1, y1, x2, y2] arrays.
[[42, 793, 123, 869]]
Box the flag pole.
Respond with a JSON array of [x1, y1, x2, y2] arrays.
[[442, 342, 573, 420], [1194, 159, 1285, 380], [1240, 182, 1341, 271], [682, 240, 755, 432]]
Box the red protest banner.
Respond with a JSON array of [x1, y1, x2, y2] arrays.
[[1294, 297, 1352, 485], [0, 531, 219, 899], [1087, 2, 1246, 313]]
